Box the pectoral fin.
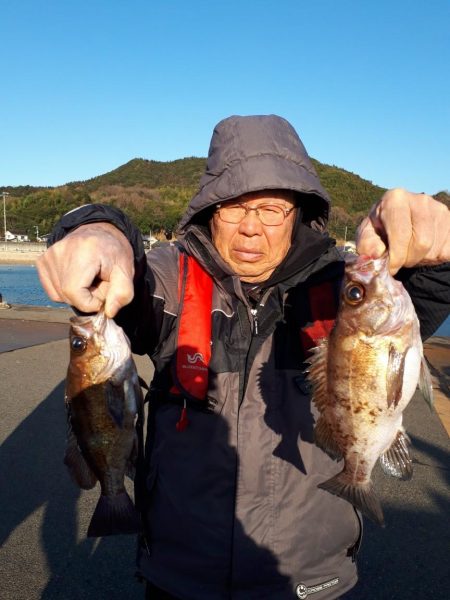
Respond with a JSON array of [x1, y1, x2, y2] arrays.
[[419, 356, 434, 410], [105, 380, 125, 427], [386, 345, 407, 408]]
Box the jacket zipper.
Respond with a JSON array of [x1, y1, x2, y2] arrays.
[[250, 308, 259, 335]]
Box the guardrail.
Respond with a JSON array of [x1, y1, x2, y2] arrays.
[[0, 242, 46, 253]]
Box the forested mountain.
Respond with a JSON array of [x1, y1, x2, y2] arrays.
[[4, 157, 449, 241]]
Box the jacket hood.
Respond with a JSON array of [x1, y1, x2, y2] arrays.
[[178, 114, 331, 232]]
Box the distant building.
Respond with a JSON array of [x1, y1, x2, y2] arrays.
[[337, 241, 357, 257], [343, 241, 357, 254], [37, 234, 51, 243], [4, 231, 30, 242], [141, 234, 158, 249]]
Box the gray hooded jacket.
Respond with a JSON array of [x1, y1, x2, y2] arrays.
[[131, 115, 360, 599]]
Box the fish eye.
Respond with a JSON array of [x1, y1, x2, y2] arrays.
[[71, 336, 87, 353], [344, 283, 365, 305]]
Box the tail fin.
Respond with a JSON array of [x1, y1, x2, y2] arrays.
[[318, 472, 384, 526], [87, 491, 142, 537]]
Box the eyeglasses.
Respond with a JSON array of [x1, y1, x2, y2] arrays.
[[216, 203, 295, 226]]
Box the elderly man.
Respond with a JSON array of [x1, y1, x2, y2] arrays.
[[38, 115, 450, 599]]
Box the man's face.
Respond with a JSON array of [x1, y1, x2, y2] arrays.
[[210, 190, 296, 283]]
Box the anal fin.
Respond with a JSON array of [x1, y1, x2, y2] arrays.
[[126, 431, 138, 480], [379, 429, 412, 480], [64, 428, 97, 490]]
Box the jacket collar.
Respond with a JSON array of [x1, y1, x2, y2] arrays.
[[180, 223, 341, 302]]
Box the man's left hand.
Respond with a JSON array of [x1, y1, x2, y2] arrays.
[[356, 189, 450, 274]]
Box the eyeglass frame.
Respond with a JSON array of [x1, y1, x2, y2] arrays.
[[215, 202, 296, 226]]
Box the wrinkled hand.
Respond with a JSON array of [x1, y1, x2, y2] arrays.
[[36, 223, 135, 317], [356, 189, 450, 274]]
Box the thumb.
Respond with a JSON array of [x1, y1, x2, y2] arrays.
[[75, 287, 106, 314], [104, 264, 134, 318], [356, 216, 387, 259]]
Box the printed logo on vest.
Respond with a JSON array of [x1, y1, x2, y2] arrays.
[[295, 578, 339, 598], [187, 352, 204, 364]]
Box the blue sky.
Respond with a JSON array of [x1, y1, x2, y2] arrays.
[[1, 0, 449, 194]]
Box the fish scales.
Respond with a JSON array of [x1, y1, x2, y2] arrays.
[[308, 254, 433, 526], [64, 310, 144, 537]]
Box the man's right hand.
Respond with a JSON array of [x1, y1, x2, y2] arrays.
[[36, 222, 135, 318]]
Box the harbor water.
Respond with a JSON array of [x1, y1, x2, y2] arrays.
[[0, 264, 63, 308]]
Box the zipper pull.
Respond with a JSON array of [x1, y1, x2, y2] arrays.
[[250, 308, 259, 335], [176, 399, 189, 431]]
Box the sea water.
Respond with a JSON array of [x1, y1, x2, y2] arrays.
[[0, 264, 63, 308]]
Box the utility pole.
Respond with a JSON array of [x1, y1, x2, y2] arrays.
[[2, 191, 9, 242]]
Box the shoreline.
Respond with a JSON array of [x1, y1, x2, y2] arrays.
[[0, 251, 44, 264]]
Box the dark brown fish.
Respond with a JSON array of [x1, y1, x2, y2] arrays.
[[308, 254, 433, 525], [64, 310, 143, 537]]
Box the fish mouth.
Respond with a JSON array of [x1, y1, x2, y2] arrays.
[[345, 253, 389, 275], [70, 310, 107, 339], [99, 317, 132, 378]]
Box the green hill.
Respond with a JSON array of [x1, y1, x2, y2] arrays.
[[4, 157, 448, 240], [68, 157, 206, 191]]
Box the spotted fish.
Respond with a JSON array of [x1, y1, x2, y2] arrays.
[[308, 254, 433, 525], [64, 310, 143, 537]]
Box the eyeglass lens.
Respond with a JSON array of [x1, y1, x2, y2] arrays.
[[219, 204, 287, 225]]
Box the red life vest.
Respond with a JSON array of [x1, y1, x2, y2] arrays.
[[170, 253, 214, 404], [170, 254, 337, 429], [299, 281, 337, 353]]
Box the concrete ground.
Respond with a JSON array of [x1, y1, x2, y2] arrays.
[[0, 305, 449, 599]]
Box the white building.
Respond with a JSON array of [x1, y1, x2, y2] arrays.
[[5, 230, 29, 242]]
